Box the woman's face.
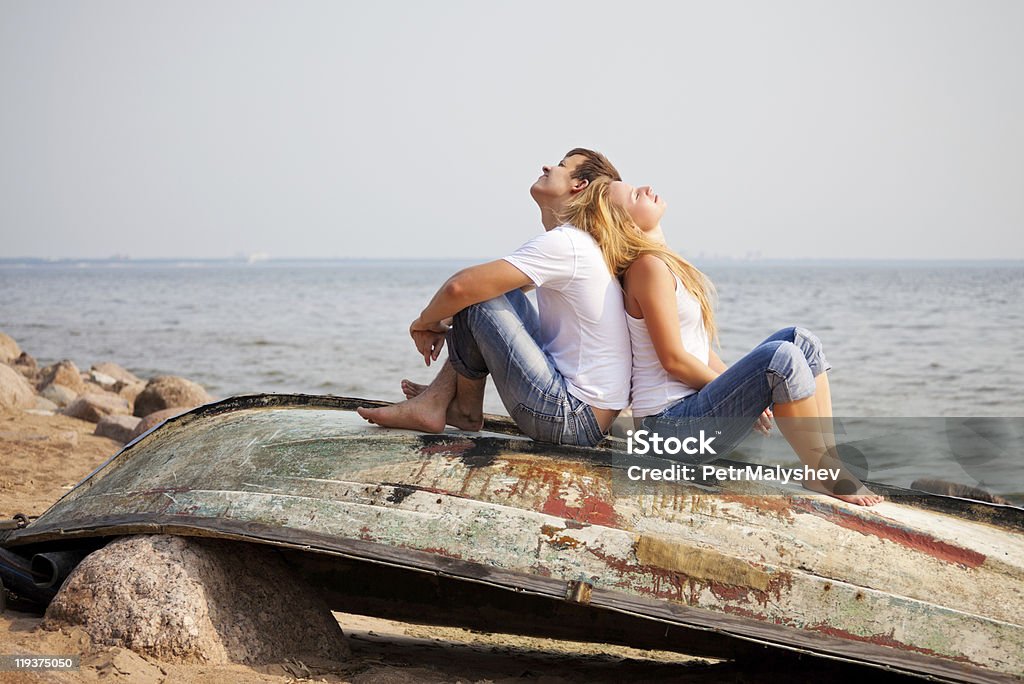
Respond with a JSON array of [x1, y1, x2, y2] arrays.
[[608, 181, 666, 232]]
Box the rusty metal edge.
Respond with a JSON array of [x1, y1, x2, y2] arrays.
[[3, 515, 1018, 684]]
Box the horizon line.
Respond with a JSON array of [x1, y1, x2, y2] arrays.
[[2, 256, 1024, 266]]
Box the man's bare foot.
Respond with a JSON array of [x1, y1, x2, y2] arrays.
[[356, 397, 446, 434], [398, 381, 482, 430], [446, 401, 483, 432], [401, 379, 427, 400], [398, 379, 481, 431]]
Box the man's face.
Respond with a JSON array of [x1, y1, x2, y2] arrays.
[[530, 154, 586, 205]]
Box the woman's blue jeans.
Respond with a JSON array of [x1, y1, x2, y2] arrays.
[[640, 327, 831, 462], [445, 290, 605, 447]]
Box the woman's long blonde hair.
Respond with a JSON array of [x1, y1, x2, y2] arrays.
[[560, 177, 718, 343]]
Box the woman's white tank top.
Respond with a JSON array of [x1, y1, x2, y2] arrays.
[[626, 275, 711, 417]]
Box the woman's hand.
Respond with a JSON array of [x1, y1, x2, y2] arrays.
[[409, 317, 449, 366], [754, 407, 773, 435]]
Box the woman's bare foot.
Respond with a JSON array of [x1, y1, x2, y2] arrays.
[[802, 480, 884, 506], [356, 395, 447, 434], [835, 492, 885, 506], [401, 379, 427, 400]]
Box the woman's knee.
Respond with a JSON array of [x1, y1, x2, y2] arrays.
[[765, 341, 815, 404], [791, 327, 831, 376], [767, 326, 829, 376]]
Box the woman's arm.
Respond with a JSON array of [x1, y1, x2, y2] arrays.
[[708, 349, 727, 374], [625, 255, 719, 389]]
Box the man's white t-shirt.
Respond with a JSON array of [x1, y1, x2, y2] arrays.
[[502, 224, 631, 410]]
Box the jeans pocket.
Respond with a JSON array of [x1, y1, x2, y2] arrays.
[[511, 402, 565, 444]]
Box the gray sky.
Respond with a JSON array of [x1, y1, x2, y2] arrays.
[[1, 1, 1021, 260]]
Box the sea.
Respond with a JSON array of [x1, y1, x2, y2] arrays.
[[2, 259, 1022, 500]]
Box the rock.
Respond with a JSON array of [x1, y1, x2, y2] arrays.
[[127, 408, 186, 441], [0, 332, 20, 363], [44, 535, 350, 665], [89, 370, 118, 389], [38, 359, 87, 395], [115, 379, 146, 407], [33, 396, 59, 412], [133, 376, 211, 418], [10, 351, 40, 385], [91, 362, 143, 386], [62, 391, 131, 423], [95, 414, 143, 443], [81, 380, 110, 395], [41, 383, 78, 408], [0, 364, 36, 409]]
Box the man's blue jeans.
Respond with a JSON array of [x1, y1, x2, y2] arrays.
[[446, 290, 605, 447], [640, 327, 832, 462]]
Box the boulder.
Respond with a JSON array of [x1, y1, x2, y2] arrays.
[[115, 379, 146, 407], [127, 408, 186, 441], [10, 351, 40, 384], [41, 383, 78, 408], [62, 391, 131, 423], [0, 331, 20, 363], [95, 414, 143, 443], [0, 364, 36, 409], [133, 376, 211, 418], [44, 535, 349, 665], [91, 362, 143, 386], [33, 396, 59, 412], [81, 380, 109, 394], [38, 359, 87, 395], [89, 370, 118, 389]]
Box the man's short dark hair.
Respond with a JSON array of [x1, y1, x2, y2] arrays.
[[565, 148, 622, 184]]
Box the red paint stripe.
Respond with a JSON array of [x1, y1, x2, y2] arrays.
[[795, 501, 986, 568]]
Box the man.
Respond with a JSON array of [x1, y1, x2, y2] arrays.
[[357, 148, 628, 447]]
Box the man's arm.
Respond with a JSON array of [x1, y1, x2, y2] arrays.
[[409, 260, 533, 365], [414, 260, 533, 329]]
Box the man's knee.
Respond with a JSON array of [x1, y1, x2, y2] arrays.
[[455, 294, 512, 325]]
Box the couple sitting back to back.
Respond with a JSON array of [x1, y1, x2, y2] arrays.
[[358, 149, 882, 506]]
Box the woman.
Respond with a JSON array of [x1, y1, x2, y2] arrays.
[[563, 177, 882, 506]]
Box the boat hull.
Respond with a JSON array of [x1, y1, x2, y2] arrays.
[[3, 395, 1022, 682]]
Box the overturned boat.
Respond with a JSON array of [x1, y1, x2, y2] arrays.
[[2, 394, 1022, 683]]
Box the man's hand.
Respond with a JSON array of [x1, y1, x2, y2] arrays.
[[754, 407, 773, 435], [410, 317, 449, 366]]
